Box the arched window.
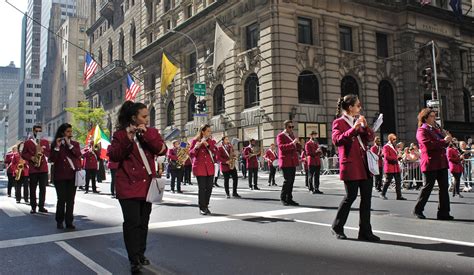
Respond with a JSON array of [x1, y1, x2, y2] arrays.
[[378, 80, 396, 136], [130, 23, 136, 55], [244, 73, 259, 108], [108, 39, 113, 63], [118, 31, 124, 60], [463, 88, 471, 122], [167, 101, 174, 126], [187, 94, 196, 122], [341, 75, 359, 96], [149, 107, 156, 127], [98, 48, 103, 66], [213, 84, 225, 115], [298, 70, 320, 104]]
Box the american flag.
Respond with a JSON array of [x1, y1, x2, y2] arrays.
[[83, 52, 98, 85], [125, 73, 141, 101]]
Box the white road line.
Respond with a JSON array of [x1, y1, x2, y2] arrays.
[[166, 193, 225, 201], [0, 208, 322, 249], [293, 219, 474, 247], [0, 200, 26, 217], [161, 197, 192, 204], [56, 241, 112, 275], [75, 197, 115, 209]]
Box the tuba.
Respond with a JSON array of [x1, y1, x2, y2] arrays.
[[15, 159, 25, 181], [32, 142, 43, 168]]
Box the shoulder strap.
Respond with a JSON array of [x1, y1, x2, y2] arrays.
[[135, 137, 152, 176]]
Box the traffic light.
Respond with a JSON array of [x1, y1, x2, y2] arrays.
[[422, 67, 433, 91], [195, 99, 207, 113]]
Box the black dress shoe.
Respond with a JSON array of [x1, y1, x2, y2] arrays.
[[130, 262, 142, 273], [93, 191, 100, 194], [288, 200, 299, 206], [232, 194, 241, 198], [413, 211, 426, 219], [66, 224, 76, 230], [57, 223, 64, 229], [253, 186, 260, 190], [358, 233, 381, 242], [200, 209, 207, 215], [139, 256, 150, 266], [437, 215, 454, 221], [205, 208, 211, 215], [272, 183, 278, 186], [331, 229, 347, 240], [249, 187, 253, 190], [281, 200, 290, 206], [38, 208, 48, 213], [397, 197, 407, 200], [30, 209, 36, 214], [313, 190, 324, 194], [177, 190, 183, 194], [226, 195, 230, 199]]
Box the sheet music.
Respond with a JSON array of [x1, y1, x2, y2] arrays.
[[373, 113, 384, 132]]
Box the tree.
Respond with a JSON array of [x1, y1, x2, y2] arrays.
[[65, 101, 109, 145]]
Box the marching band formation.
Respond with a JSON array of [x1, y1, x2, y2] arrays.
[[3, 96, 470, 273]]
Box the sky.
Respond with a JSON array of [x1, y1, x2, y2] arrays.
[[0, 0, 28, 68]]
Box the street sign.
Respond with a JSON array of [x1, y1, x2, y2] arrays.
[[194, 83, 206, 96], [193, 113, 208, 117], [426, 100, 439, 108]]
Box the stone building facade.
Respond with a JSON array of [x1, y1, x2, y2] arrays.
[[85, 0, 474, 149]]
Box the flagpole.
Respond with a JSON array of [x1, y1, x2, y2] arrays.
[[169, 29, 199, 82]]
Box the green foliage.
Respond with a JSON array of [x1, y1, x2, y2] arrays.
[[65, 101, 109, 145]]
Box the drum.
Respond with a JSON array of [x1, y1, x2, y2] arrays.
[[272, 159, 279, 167]]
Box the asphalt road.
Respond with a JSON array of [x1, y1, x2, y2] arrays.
[[0, 171, 472, 275]]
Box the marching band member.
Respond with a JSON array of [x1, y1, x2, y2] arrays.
[[4, 147, 16, 197], [22, 125, 50, 214], [370, 137, 384, 192], [331, 94, 380, 242], [264, 144, 278, 186], [50, 123, 82, 229], [82, 140, 100, 194], [167, 140, 184, 193], [380, 133, 406, 200], [306, 131, 323, 194], [413, 108, 453, 220], [107, 160, 119, 198], [447, 141, 464, 198], [12, 142, 29, 204], [108, 101, 167, 273], [217, 136, 241, 198], [183, 141, 193, 185], [243, 139, 260, 190], [300, 149, 308, 189], [277, 120, 302, 206], [189, 124, 218, 215]]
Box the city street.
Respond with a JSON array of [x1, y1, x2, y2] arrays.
[[0, 172, 472, 275]]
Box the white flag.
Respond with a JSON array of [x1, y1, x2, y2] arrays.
[[213, 22, 235, 71]]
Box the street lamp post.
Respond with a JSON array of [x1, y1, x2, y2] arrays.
[[169, 29, 199, 81]]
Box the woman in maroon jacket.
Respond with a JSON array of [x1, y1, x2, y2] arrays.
[[189, 124, 217, 215], [447, 142, 464, 198], [331, 94, 380, 242], [217, 136, 241, 198], [49, 123, 82, 229], [107, 101, 167, 273]]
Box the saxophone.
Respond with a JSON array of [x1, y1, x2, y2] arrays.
[[176, 146, 190, 169], [228, 149, 237, 170], [32, 142, 43, 168], [15, 159, 25, 181]]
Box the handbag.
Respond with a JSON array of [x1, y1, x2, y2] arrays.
[[146, 177, 166, 203], [66, 156, 86, 186]]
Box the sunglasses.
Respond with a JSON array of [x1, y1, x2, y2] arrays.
[[287, 126, 295, 129]]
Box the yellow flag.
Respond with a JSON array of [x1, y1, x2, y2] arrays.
[[161, 53, 178, 94]]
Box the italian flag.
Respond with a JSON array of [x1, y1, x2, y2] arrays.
[[93, 125, 111, 160]]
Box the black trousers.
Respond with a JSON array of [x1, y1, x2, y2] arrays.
[[197, 176, 214, 210], [304, 169, 308, 187], [118, 199, 152, 263], [248, 168, 258, 188], [85, 169, 97, 192], [170, 168, 184, 191], [29, 172, 48, 210], [15, 176, 29, 202], [241, 162, 247, 178], [54, 179, 76, 225], [280, 167, 296, 202], [7, 173, 14, 196], [374, 168, 383, 190], [268, 166, 276, 185], [332, 178, 373, 234], [414, 169, 450, 216], [223, 169, 238, 196], [184, 165, 192, 184], [452, 172, 461, 196], [382, 173, 403, 198], [110, 169, 116, 195], [308, 165, 321, 191]]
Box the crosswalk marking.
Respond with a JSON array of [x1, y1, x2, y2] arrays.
[[0, 199, 26, 217], [75, 197, 115, 209], [56, 241, 112, 275]]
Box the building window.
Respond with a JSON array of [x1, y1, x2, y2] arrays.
[[341, 75, 359, 96], [340, 25, 353, 52], [98, 48, 103, 65], [463, 88, 471, 122], [378, 80, 396, 137], [188, 52, 196, 75], [246, 23, 259, 50], [150, 107, 156, 127], [186, 5, 193, 19], [26, 101, 33, 106], [244, 73, 259, 108], [188, 94, 196, 121], [164, 0, 171, 12], [26, 119, 33, 123], [298, 71, 319, 104], [35, 93, 41, 97], [35, 84, 41, 88], [298, 17, 313, 45], [26, 84, 33, 88], [26, 110, 32, 114], [213, 84, 225, 115], [108, 40, 113, 63], [118, 84, 123, 99], [130, 24, 136, 55], [119, 31, 125, 60], [376, 33, 389, 58], [460, 50, 468, 72], [26, 92, 33, 97], [167, 101, 174, 126], [34, 102, 41, 106]]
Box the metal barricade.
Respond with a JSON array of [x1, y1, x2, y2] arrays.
[[462, 158, 473, 189], [321, 156, 339, 175], [401, 160, 423, 188]]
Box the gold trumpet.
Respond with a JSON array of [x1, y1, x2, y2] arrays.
[[15, 159, 25, 181], [32, 142, 43, 168]]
